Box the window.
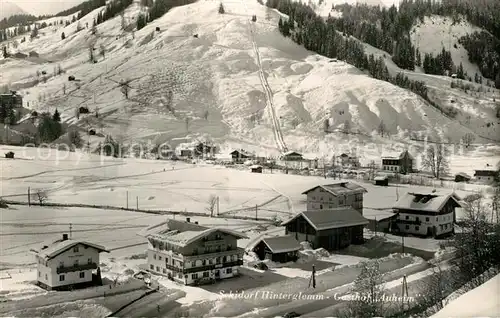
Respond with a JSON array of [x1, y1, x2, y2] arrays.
[[59, 275, 65, 281], [191, 273, 198, 280], [59, 261, 64, 268], [339, 201, 343, 205], [227, 244, 232, 250], [415, 226, 419, 231], [88, 258, 92, 264], [425, 217, 429, 222], [73, 246, 79, 253], [150, 264, 154, 270], [153, 254, 156, 260], [79, 272, 85, 279], [405, 225, 410, 230], [193, 248, 198, 255], [202, 260, 206, 266], [223, 256, 227, 263], [320, 204, 323, 209], [158, 256, 162, 261], [203, 271, 209, 278], [162, 268, 166, 274], [329, 205, 333, 209], [74, 260, 79, 266], [156, 266, 160, 272], [312, 196, 316, 200], [226, 268, 232, 274], [191, 261, 196, 267], [216, 257, 221, 264], [38, 271, 41, 277], [436, 217, 439, 221], [209, 259, 213, 264], [45, 274, 47, 280]]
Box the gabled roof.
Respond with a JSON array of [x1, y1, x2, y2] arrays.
[[142, 219, 248, 247], [382, 150, 413, 160], [455, 172, 471, 179], [259, 235, 301, 254], [231, 149, 253, 157], [282, 151, 302, 157], [35, 240, 109, 260], [374, 176, 389, 181], [301, 182, 367, 196], [474, 170, 498, 177], [393, 191, 463, 213], [282, 207, 369, 231]]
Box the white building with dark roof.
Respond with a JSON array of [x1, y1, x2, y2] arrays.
[[142, 218, 248, 286], [301, 182, 367, 214], [391, 191, 463, 237], [31, 234, 109, 290]]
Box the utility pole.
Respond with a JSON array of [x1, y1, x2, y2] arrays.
[[28, 187, 31, 207], [216, 196, 219, 216], [69, 223, 72, 238], [308, 264, 316, 288], [136, 196, 138, 210], [401, 275, 409, 311], [255, 204, 258, 220], [402, 234, 405, 254], [126, 191, 129, 209], [375, 216, 377, 236]]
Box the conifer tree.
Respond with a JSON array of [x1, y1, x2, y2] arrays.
[[218, 3, 225, 14]]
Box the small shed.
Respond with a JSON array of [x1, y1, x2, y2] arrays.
[[252, 235, 301, 263], [5, 151, 15, 159], [250, 165, 262, 173], [374, 175, 389, 186], [454, 172, 471, 183]]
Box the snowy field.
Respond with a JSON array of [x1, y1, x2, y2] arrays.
[[1, 146, 493, 220]]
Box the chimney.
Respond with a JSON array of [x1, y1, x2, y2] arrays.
[[62, 234, 68, 241], [186, 217, 190, 223]]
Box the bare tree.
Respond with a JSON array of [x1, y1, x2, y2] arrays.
[[343, 261, 385, 317], [100, 44, 105, 59], [421, 143, 449, 179], [89, 45, 95, 63], [32, 190, 48, 205], [165, 90, 174, 114], [69, 130, 83, 148], [413, 264, 455, 316], [206, 195, 217, 217], [378, 120, 387, 137], [343, 120, 350, 134], [462, 133, 475, 148], [185, 117, 190, 132], [75, 107, 80, 119], [120, 79, 131, 99], [367, 160, 376, 180]]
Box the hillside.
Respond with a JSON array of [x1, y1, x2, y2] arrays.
[[0, 0, 499, 161], [0, 1, 26, 20]]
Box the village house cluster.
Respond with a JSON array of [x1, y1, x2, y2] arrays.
[[31, 175, 467, 290]]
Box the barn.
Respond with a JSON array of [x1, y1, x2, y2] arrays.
[[252, 235, 301, 263]]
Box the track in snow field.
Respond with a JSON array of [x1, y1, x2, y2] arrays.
[[239, 0, 288, 153]]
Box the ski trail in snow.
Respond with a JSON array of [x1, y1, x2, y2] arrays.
[[239, 0, 288, 153]]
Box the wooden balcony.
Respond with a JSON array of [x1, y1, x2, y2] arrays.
[[163, 260, 243, 274], [184, 247, 245, 261], [56, 262, 97, 274]]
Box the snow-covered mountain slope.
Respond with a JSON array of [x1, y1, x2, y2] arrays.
[[410, 15, 483, 79], [0, 1, 27, 20], [0, 0, 499, 158], [431, 272, 500, 318]]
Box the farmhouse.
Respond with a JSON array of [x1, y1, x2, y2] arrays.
[[381, 150, 413, 174], [194, 142, 217, 158], [473, 169, 498, 184], [282, 208, 368, 251], [339, 153, 360, 167], [142, 218, 247, 286], [390, 191, 463, 238], [301, 182, 367, 215], [281, 151, 303, 161], [230, 149, 253, 163], [0, 91, 23, 108], [252, 235, 301, 263], [31, 234, 109, 291], [454, 172, 471, 183]]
